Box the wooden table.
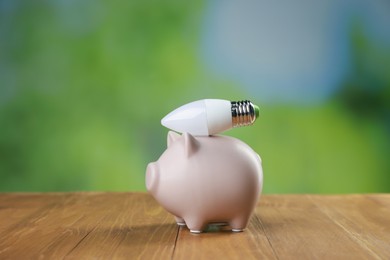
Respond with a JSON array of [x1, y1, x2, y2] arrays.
[[0, 193, 389, 259]]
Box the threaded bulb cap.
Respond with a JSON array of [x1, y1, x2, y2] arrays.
[[231, 100, 259, 127]]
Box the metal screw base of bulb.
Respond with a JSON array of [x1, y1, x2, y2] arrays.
[[231, 100, 258, 127]]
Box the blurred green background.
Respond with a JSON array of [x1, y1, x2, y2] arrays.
[[1, 0, 389, 193]]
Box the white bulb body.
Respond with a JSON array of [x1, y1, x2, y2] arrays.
[[161, 99, 232, 136]]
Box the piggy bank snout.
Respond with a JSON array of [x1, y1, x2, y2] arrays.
[[146, 162, 159, 192]]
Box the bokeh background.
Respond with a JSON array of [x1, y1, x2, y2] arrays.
[[1, 0, 389, 193]]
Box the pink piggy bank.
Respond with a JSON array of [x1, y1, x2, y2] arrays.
[[146, 131, 263, 233]]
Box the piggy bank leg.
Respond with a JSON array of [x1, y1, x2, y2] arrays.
[[229, 216, 250, 232], [185, 217, 207, 233], [174, 216, 186, 226]]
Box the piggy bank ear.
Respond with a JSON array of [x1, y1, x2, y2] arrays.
[[182, 132, 199, 157], [167, 131, 181, 148]]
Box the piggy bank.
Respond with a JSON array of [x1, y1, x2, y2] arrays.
[[146, 131, 263, 233]]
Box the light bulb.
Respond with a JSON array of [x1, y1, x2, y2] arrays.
[[161, 99, 260, 136]]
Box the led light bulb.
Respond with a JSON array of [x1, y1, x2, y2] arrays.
[[161, 99, 260, 136]]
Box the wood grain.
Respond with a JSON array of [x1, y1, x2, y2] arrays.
[[0, 193, 389, 259]]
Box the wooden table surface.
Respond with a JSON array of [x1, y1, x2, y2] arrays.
[[0, 193, 389, 259]]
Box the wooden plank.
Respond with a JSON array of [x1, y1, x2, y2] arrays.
[[308, 194, 390, 259], [0, 193, 178, 259], [0, 193, 95, 259], [256, 195, 381, 259], [367, 194, 390, 208], [0, 193, 61, 233], [172, 214, 277, 259], [0, 193, 389, 259], [66, 193, 178, 259], [35, 192, 134, 259]]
